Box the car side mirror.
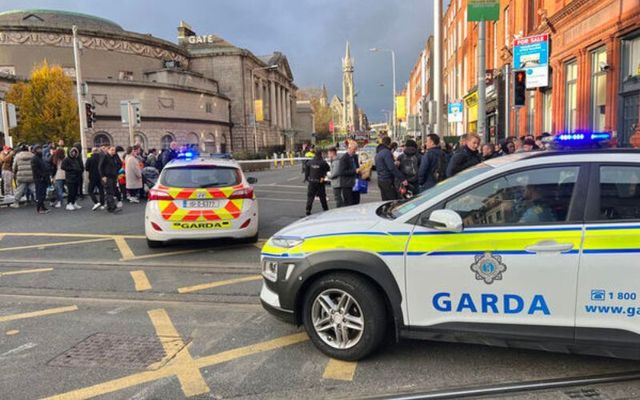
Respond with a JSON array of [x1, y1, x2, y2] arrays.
[[247, 177, 258, 184], [421, 210, 463, 233]]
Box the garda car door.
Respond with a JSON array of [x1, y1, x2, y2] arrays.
[[405, 165, 587, 338], [577, 163, 640, 346]]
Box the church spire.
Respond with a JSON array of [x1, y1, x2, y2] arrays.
[[343, 41, 353, 71]]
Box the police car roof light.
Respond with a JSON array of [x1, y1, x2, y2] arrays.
[[551, 131, 611, 148]]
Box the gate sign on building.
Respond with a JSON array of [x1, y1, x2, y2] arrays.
[[448, 102, 463, 123], [513, 34, 549, 88]]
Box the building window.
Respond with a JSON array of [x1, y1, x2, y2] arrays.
[[565, 60, 578, 132], [504, 6, 510, 47], [119, 71, 133, 81], [0, 66, 15, 75], [527, 90, 535, 134], [542, 89, 552, 134], [622, 35, 640, 78], [205, 103, 213, 113], [93, 132, 112, 147], [186, 132, 199, 147], [591, 47, 607, 131], [161, 134, 175, 150]]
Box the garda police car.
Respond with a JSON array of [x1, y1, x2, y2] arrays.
[[260, 134, 640, 361], [145, 153, 258, 247]]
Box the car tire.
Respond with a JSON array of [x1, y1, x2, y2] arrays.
[[302, 272, 387, 361], [146, 239, 164, 248], [239, 232, 259, 244]]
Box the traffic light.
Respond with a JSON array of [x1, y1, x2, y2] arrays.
[[514, 70, 526, 107], [85, 102, 96, 128], [134, 104, 141, 126]]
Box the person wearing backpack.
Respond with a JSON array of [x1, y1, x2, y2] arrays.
[[396, 139, 420, 195], [374, 136, 407, 201], [418, 134, 447, 192]]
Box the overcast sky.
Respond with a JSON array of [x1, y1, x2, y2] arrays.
[[1, 0, 436, 122]]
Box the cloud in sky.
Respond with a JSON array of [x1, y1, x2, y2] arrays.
[[1, 0, 435, 122]]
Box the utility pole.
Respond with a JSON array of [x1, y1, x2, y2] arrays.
[[504, 63, 511, 141], [433, 0, 443, 136], [72, 25, 88, 164], [127, 101, 135, 147], [477, 20, 487, 142]]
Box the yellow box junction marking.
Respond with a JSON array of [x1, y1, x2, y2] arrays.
[[177, 275, 262, 294], [124, 249, 204, 262], [0, 267, 53, 277], [113, 236, 135, 260], [322, 359, 358, 381], [0, 238, 111, 252], [130, 271, 152, 292], [0, 305, 78, 323], [43, 310, 309, 400], [147, 309, 210, 397]]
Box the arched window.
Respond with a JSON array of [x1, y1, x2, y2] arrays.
[[161, 133, 175, 149], [220, 133, 228, 153], [186, 132, 199, 146], [204, 133, 216, 153], [133, 132, 147, 150], [93, 132, 112, 147]]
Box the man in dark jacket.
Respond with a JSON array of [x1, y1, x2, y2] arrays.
[[304, 151, 330, 215], [100, 146, 122, 213], [30, 145, 50, 214], [335, 141, 358, 206], [86, 147, 105, 211], [418, 134, 447, 191], [160, 142, 179, 170], [72, 143, 85, 199], [446, 134, 482, 178], [62, 147, 84, 210], [374, 136, 407, 201], [396, 139, 421, 193]]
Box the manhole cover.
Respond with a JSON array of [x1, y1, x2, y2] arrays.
[[48, 332, 186, 370]]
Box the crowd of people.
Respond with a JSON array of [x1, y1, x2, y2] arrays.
[[0, 139, 183, 215], [301, 132, 552, 214]]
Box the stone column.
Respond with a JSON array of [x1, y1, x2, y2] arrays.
[[270, 81, 277, 127], [280, 86, 286, 130], [286, 91, 292, 129]]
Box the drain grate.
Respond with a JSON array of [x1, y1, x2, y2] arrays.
[[48, 332, 186, 370]]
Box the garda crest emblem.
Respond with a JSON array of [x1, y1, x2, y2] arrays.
[[470, 252, 507, 284], [196, 191, 207, 199]]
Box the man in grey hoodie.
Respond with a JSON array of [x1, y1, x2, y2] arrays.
[[327, 147, 344, 208]]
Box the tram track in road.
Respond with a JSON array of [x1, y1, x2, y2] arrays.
[[375, 370, 640, 400]]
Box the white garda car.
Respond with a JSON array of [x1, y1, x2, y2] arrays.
[[145, 155, 259, 247], [260, 142, 640, 361]]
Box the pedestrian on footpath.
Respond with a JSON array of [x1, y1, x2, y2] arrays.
[[0, 145, 14, 196], [61, 147, 83, 210], [100, 146, 122, 213], [335, 140, 359, 207], [159, 141, 179, 170], [30, 145, 50, 214], [327, 147, 343, 208], [396, 139, 421, 196], [125, 145, 143, 203], [304, 150, 330, 216], [418, 134, 447, 192], [446, 133, 481, 178], [85, 146, 105, 211], [10, 144, 35, 208], [374, 136, 407, 201], [51, 148, 66, 208]]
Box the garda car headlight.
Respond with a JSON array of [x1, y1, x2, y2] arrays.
[[262, 261, 296, 282], [270, 237, 304, 249]]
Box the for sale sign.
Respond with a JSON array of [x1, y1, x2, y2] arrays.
[[513, 34, 549, 88]]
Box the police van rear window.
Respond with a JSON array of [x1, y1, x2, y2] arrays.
[[161, 166, 241, 188]]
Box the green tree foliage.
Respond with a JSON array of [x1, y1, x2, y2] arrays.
[[6, 62, 80, 144]]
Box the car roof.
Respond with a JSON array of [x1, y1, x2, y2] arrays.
[[485, 149, 640, 169], [164, 157, 241, 169]]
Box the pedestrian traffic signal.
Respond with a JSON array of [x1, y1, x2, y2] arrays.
[[134, 104, 141, 126], [514, 70, 526, 107], [85, 102, 96, 128]]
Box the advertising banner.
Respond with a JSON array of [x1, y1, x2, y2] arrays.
[[254, 99, 264, 122], [396, 96, 406, 121], [513, 34, 549, 88], [448, 102, 463, 123]]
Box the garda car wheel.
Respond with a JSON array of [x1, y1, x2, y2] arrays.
[[146, 239, 165, 248], [302, 273, 387, 361]]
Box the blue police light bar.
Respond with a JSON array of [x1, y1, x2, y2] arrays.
[[551, 131, 611, 148], [177, 150, 197, 160]]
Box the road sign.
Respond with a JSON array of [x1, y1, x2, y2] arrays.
[[513, 34, 549, 88], [7, 103, 17, 128], [468, 0, 500, 21], [448, 102, 463, 123]]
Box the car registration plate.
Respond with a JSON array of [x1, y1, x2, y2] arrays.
[[182, 200, 220, 209]]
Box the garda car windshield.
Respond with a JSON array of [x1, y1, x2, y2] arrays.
[[161, 166, 241, 188]]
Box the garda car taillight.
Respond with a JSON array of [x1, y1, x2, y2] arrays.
[[229, 187, 254, 199], [148, 189, 173, 201]]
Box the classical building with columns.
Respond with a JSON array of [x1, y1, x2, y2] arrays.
[[0, 9, 299, 153]]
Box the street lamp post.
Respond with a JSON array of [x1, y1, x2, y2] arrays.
[[370, 48, 397, 139], [250, 64, 278, 154], [72, 25, 88, 164]]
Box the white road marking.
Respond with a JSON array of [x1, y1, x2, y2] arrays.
[[0, 342, 37, 359]]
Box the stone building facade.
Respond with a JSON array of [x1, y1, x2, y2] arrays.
[[0, 9, 299, 152]]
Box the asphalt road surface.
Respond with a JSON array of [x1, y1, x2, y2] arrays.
[[0, 165, 639, 400]]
